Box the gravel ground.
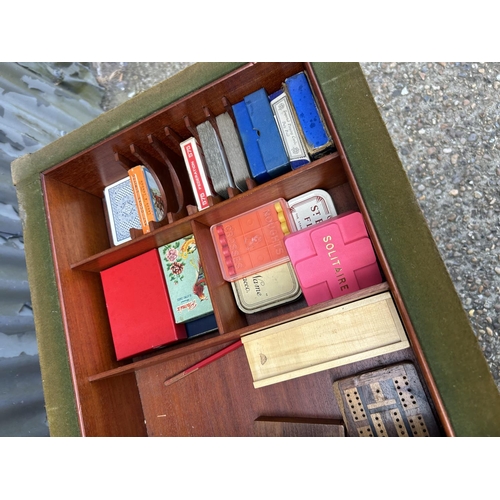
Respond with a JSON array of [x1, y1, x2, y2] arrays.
[[90, 62, 194, 111], [89, 62, 500, 392], [361, 63, 500, 392]]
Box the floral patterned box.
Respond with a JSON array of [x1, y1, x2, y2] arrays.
[[158, 234, 214, 323]]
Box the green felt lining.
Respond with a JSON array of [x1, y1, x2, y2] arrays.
[[16, 176, 80, 436], [12, 62, 244, 437], [311, 62, 500, 436]]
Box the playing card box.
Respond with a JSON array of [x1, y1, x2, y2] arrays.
[[158, 234, 215, 323], [184, 313, 218, 338], [100, 249, 187, 360], [283, 71, 335, 159], [269, 89, 310, 170], [233, 88, 290, 183], [103, 176, 141, 246], [128, 165, 165, 234], [180, 137, 217, 211]]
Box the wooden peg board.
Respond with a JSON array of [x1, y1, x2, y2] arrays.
[[332, 363, 442, 437]]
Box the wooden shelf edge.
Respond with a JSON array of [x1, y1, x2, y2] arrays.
[[70, 151, 342, 273], [87, 282, 390, 383]]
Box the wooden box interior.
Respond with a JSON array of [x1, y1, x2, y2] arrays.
[[40, 62, 448, 436]]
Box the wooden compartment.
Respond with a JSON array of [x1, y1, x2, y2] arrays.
[[15, 62, 500, 436], [39, 62, 442, 436]]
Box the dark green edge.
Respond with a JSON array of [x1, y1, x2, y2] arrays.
[[311, 62, 500, 436], [11, 63, 244, 437], [12, 62, 500, 437], [16, 175, 81, 437]]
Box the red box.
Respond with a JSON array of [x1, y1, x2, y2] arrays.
[[100, 249, 186, 360]]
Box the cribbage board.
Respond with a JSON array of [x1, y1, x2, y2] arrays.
[[333, 363, 442, 437]]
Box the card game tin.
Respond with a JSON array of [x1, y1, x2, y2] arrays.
[[211, 199, 294, 281], [231, 262, 302, 314], [287, 189, 337, 231], [284, 211, 383, 306]]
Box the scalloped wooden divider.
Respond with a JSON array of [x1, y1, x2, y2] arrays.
[[112, 151, 153, 239], [148, 134, 194, 223]]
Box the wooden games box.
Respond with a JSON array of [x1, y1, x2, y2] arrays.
[[11, 63, 500, 436]]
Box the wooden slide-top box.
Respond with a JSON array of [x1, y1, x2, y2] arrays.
[[241, 292, 409, 388], [11, 63, 500, 437]]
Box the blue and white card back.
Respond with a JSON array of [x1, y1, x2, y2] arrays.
[[104, 176, 141, 246]]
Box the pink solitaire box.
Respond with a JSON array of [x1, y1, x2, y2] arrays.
[[284, 211, 382, 306]]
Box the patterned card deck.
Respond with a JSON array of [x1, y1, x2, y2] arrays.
[[216, 111, 251, 192], [104, 176, 141, 246], [196, 119, 237, 199]]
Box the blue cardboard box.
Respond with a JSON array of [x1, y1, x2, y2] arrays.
[[283, 72, 334, 159], [233, 88, 290, 182]]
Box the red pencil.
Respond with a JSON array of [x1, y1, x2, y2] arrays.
[[164, 339, 243, 387]]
